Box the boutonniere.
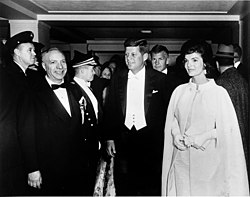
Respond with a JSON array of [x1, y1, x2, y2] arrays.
[[79, 96, 87, 109], [79, 96, 87, 124]]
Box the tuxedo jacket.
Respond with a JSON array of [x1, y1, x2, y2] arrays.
[[103, 67, 173, 150], [29, 76, 86, 179], [0, 62, 36, 195]]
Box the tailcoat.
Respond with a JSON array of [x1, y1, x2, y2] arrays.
[[103, 66, 173, 195]]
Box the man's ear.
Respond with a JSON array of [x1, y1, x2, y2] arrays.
[[14, 48, 20, 57], [166, 58, 170, 65], [42, 62, 46, 71], [143, 53, 149, 62]]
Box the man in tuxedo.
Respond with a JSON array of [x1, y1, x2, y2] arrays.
[[70, 50, 102, 194], [103, 38, 173, 195], [0, 31, 38, 195], [29, 47, 88, 195]]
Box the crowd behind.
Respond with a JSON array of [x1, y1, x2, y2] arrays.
[[0, 31, 249, 196]]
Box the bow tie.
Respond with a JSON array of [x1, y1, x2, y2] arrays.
[[128, 72, 138, 80], [51, 83, 66, 90]]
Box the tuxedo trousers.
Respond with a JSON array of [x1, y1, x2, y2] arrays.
[[113, 125, 163, 196]]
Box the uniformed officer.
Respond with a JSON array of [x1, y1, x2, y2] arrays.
[[0, 31, 39, 195], [70, 50, 102, 195]]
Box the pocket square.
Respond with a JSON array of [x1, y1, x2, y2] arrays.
[[152, 90, 158, 94]]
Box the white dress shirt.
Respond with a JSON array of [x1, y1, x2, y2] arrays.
[[74, 77, 98, 119], [45, 76, 71, 116], [162, 68, 168, 75], [124, 67, 147, 130], [234, 61, 240, 68]]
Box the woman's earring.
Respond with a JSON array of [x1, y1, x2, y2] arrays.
[[203, 64, 207, 74]]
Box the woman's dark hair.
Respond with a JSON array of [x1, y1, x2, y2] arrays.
[[181, 39, 212, 65], [181, 39, 219, 79], [101, 65, 113, 79]]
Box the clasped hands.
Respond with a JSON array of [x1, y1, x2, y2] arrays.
[[173, 132, 208, 151]]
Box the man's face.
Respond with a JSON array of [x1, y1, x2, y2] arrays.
[[15, 43, 36, 69], [81, 66, 95, 82], [125, 46, 148, 74], [42, 50, 67, 83], [151, 51, 169, 72]]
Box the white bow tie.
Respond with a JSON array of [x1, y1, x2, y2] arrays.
[[128, 72, 138, 80]]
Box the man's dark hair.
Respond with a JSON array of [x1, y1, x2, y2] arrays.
[[150, 44, 169, 56], [124, 38, 148, 54]]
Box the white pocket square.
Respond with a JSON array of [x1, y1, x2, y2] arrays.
[[152, 90, 158, 94]]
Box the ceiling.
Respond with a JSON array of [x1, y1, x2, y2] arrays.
[[1, 0, 250, 43]]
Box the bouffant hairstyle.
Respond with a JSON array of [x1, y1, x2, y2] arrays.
[[181, 39, 213, 65], [180, 39, 219, 78]]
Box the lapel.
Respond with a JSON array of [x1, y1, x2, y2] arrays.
[[67, 88, 81, 123], [118, 69, 129, 116], [144, 67, 154, 115], [37, 78, 72, 122], [119, 67, 155, 117]]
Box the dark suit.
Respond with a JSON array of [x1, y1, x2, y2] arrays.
[[29, 76, 90, 195], [237, 62, 249, 83], [0, 62, 37, 195], [103, 66, 173, 195]]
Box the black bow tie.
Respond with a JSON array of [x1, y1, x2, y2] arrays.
[[51, 83, 66, 90]]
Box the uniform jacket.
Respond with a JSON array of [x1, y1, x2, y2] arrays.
[[0, 61, 37, 195], [70, 80, 102, 150]]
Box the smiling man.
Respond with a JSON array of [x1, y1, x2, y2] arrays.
[[103, 38, 174, 196], [27, 48, 88, 195]]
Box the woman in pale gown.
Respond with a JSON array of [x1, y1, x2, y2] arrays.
[[161, 39, 249, 196]]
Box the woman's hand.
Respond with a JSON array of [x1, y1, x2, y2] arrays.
[[184, 131, 214, 151], [173, 133, 186, 151]]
